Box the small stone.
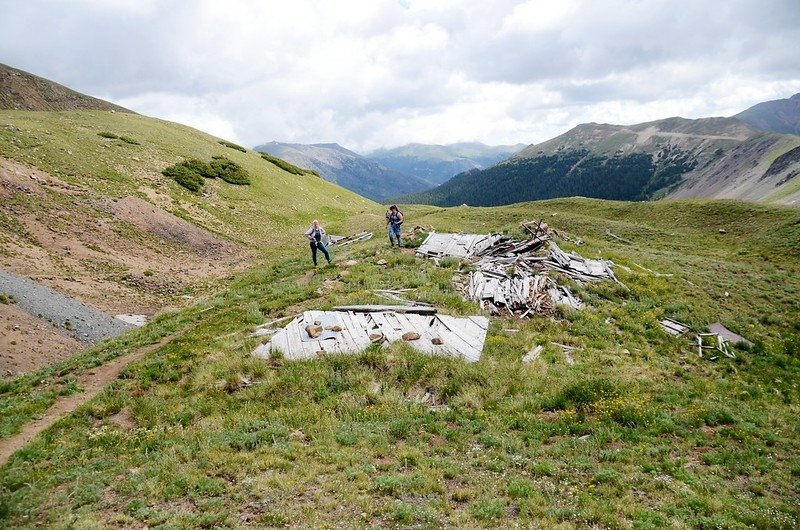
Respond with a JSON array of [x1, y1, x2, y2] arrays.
[[402, 331, 421, 341], [369, 333, 384, 343], [431, 337, 444, 345], [376, 259, 388, 266], [305, 324, 323, 338], [341, 259, 359, 267], [288, 429, 307, 442], [325, 325, 342, 332], [718, 228, 727, 234]]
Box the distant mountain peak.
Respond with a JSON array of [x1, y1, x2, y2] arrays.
[[253, 141, 433, 201], [735, 92, 800, 136], [366, 142, 526, 184]]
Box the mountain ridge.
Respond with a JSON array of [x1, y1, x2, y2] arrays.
[[396, 108, 800, 207], [253, 141, 434, 202], [0, 63, 133, 113], [367, 141, 526, 185], [735, 92, 800, 136]]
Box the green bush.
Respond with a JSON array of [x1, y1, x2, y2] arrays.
[[0, 293, 16, 304], [218, 140, 247, 152], [119, 136, 140, 145], [162, 156, 251, 190], [260, 152, 317, 177], [97, 131, 118, 139], [180, 159, 216, 178], [162, 164, 204, 192], [210, 156, 251, 185]]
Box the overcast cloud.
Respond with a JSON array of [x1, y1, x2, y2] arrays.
[[1, 0, 798, 152]]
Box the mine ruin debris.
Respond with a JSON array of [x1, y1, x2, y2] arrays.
[[416, 222, 620, 318]]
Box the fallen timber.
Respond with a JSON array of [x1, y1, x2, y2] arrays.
[[419, 224, 617, 318], [329, 231, 373, 246]]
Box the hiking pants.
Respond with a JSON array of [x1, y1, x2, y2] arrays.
[[388, 224, 402, 246], [310, 240, 331, 266]]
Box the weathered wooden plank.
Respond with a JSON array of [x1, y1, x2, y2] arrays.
[[434, 314, 482, 361], [393, 313, 438, 354], [338, 311, 372, 350], [370, 312, 403, 342], [333, 305, 437, 315]]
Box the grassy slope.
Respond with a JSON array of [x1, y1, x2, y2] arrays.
[[0, 197, 798, 528], [0, 110, 378, 250]]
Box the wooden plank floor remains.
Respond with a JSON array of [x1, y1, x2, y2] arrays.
[[253, 311, 489, 362]]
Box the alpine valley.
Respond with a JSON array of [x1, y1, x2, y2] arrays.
[[2, 62, 800, 530], [397, 95, 800, 207]]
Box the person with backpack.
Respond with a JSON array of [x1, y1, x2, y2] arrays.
[[386, 205, 404, 247], [304, 219, 332, 266]]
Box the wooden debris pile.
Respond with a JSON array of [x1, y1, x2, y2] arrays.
[[422, 224, 617, 318], [416, 232, 508, 261], [658, 319, 752, 361], [545, 243, 620, 283], [659, 318, 690, 336], [697, 332, 736, 359]]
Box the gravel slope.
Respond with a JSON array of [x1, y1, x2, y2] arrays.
[[0, 268, 133, 346]]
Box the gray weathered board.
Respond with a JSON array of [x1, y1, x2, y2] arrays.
[[416, 232, 504, 259], [253, 310, 489, 362]]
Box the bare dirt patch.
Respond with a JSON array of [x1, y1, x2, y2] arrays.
[[0, 302, 82, 377], [106, 407, 137, 430], [0, 157, 251, 379], [0, 156, 84, 198], [112, 196, 238, 258]]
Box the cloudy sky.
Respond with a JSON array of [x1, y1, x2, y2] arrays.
[[1, 0, 798, 152]]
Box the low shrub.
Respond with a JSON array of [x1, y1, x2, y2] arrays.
[[180, 159, 216, 178], [210, 156, 251, 185], [0, 293, 16, 304], [97, 131, 118, 139], [162, 164, 204, 192], [260, 152, 317, 176], [162, 156, 251, 191], [218, 140, 247, 152], [119, 136, 140, 145]]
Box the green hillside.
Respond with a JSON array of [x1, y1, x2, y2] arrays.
[[1, 197, 798, 528], [0, 111, 379, 314], [0, 111, 376, 245]]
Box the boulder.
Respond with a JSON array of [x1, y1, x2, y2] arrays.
[[402, 331, 421, 341], [431, 337, 444, 345], [305, 324, 323, 338]]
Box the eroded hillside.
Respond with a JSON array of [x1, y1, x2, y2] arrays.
[[0, 110, 378, 374]]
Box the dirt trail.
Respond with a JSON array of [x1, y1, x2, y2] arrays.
[[0, 338, 168, 467]]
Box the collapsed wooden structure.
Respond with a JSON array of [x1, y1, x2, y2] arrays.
[[417, 225, 618, 318], [253, 307, 489, 362]]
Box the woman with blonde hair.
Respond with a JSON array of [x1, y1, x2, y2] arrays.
[[304, 219, 332, 266]]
